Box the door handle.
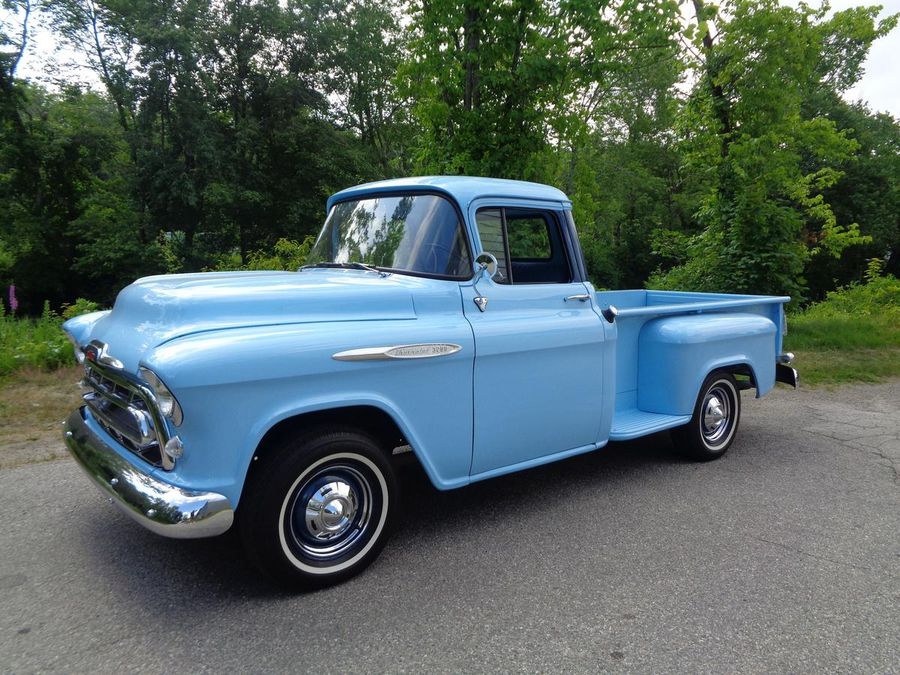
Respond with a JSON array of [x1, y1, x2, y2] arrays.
[[564, 294, 591, 303]]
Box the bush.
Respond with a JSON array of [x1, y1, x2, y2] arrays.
[[61, 298, 103, 320], [0, 298, 103, 376], [207, 237, 315, 272], [785, 274, 900, 352], [796, 274, 900, 319], [0, 314, 72, 376]]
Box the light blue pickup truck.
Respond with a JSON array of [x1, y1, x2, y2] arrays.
[[63, 176, 798, 587]]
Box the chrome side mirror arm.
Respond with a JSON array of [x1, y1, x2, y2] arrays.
[[472, 252, 499, 312], [473, 252, 499, 282]]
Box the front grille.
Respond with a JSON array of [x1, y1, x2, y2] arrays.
[[83, 363, 163, 467]]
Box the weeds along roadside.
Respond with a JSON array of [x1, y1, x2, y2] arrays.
[[784, 273, 900, 386]]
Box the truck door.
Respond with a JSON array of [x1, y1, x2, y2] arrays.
[[461, 203, 607, 476]]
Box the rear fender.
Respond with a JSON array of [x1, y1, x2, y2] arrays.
[[637, 313, 777, 416]]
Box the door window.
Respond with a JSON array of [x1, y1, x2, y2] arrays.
[[475, 207, 571, 284]]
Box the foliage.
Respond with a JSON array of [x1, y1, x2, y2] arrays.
[[790, 274, 900, 322], [785, 273, 900, 385], [209, 237, 314, 272], [0, 293, 102, 374], [0, 0, 896, 316], [401, 0, 682, 180], [61, 297, 102, 320], [649, 0, 895, 300], [0, 309, 72, 375]]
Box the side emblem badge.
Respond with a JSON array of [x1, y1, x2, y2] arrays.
[[474, 297, 488, 312]]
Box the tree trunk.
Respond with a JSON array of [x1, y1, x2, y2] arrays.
[[463, 5, 481, 112], [691, 0, 732, 157]]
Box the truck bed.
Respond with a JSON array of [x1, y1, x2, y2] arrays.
[[596, 290, 790, 441]]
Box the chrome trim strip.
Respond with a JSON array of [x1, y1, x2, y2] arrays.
[[82, 392, 155, 450], [64, 407, 233, 539], [333, 343, 462, 361]]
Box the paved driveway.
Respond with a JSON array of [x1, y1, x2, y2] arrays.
[[1, 382, 898, 673]]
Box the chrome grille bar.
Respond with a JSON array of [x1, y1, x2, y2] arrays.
[[80, 353, 176, 470]]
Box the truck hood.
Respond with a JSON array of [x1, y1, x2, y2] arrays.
[[71, 270, 420, 371]]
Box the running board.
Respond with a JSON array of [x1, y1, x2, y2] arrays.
[[610, 409, 692, 441]]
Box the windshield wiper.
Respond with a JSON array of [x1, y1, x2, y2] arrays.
[[300, 261, 390, 277]]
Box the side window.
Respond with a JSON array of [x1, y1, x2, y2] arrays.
[[474, 208, 510, 283], [507, 214, 552, 260], [475, 207, 571, 284]]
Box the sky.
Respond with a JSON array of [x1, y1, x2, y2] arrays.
[[3, 0, 900, 118], [803, 0, 900, 117]]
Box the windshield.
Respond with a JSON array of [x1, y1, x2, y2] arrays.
[[307, 194, 473, 278]]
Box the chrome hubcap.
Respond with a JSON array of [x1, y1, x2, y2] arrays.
[[305, 479, 359, 540], [287, 464, 375, 560], [701, 387, 731, 445]]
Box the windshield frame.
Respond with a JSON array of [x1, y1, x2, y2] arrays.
[[317, 189, 477, 282]]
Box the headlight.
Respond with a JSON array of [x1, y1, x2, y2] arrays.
[[138, 366, 184, 426]]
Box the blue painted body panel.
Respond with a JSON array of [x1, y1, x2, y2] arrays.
[[63, 177, 791, 510], [327, 176, 571, 214]]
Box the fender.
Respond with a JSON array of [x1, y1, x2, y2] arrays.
[[637, 313, 777, 416], [243, 393, 473, 502], [140, 317, 476, 508]]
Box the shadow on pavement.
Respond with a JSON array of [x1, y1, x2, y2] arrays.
[[77, 432, 683, 603]]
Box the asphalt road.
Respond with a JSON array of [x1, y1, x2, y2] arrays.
[[1, 382, 898, 673]]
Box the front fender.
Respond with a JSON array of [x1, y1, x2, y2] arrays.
[[141, 319, 475, 508], [245, 392, 472, 495]]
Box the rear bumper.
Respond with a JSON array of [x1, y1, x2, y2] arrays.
[[63, 407, 234, 539], [775, 363, 799, 388]]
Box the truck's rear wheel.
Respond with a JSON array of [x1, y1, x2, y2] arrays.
[[239, 428, 397, 588], [671, 371, 741, 461]]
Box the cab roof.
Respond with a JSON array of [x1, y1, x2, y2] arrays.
[[326, 176, 571, 213]]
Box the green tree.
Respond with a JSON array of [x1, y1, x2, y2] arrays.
[[651, 0, 896, 299], [0, 85, 151, 310], [805, 97, 900, 298], [402, 0, 682, 181]]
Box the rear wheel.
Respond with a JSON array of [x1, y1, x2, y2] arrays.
[[239, 428, 397, 588], [671, 372, 741, 461]]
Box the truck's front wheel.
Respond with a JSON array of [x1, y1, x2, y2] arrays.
[[671, 371, 741, 461], [239, 429, 397, 588]]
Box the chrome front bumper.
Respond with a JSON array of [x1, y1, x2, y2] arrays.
[[64, 407, 234, 539]]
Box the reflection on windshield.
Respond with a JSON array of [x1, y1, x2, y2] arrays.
[[308, 194, 472, 278]]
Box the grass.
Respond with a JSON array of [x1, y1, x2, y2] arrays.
[[784, 274, 900, 386], [0, 366, 83, 469]]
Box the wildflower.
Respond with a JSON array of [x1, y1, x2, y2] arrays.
[[8, 284, 18, 314]]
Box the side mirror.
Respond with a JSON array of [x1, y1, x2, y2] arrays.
[[474, 252, 499, 281]]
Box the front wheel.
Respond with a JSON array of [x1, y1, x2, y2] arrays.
[[239, 428, 397, 588], [671, 372, 741, 461]]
